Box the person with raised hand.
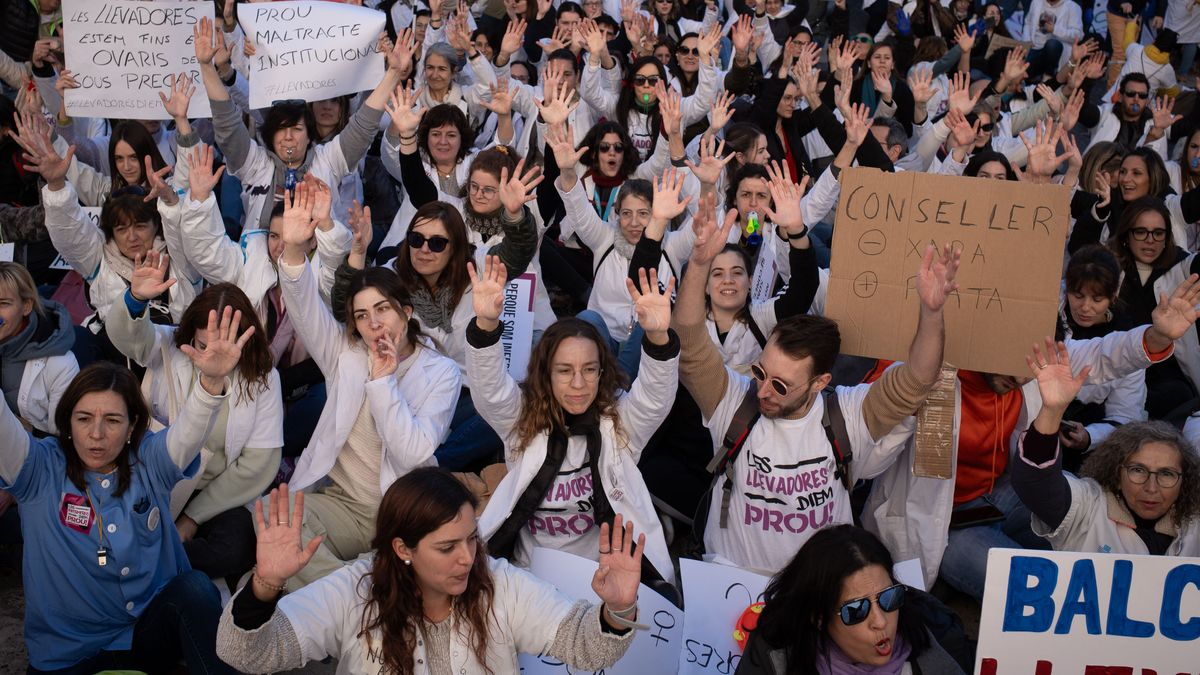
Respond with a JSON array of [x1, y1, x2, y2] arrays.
[[269, 175, 461, 588], [1013, 338, 1200, 558], [192, 14, 402, 233], [465, 253, 681, 595], [218, 468, 642, 673], [0, 305, 248, 672], [106, 247, 283, 582]]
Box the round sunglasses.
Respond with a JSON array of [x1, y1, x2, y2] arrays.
[[839, 584, 906, 626], [407, 231, 450, 253]]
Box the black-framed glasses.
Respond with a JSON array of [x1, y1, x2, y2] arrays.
[[633, 75, 661, 86], [271, 98, 307, 108], [1123, 464, 1182, 488], [839, 584, 906, 626], [1122, 90, 1150, 100], [750, 362, 790, 397], [406, 231, 450, 253], [677, 46, 699, 56], [1130, 227, 1167, 242], [598, 142, 625, 153]]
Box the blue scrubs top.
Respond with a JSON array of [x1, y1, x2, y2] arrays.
[[0, 430, 199, 670]]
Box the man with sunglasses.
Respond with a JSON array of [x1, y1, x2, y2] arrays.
[[1084, 73, 1157, 153], [671, 196, 960, 575]]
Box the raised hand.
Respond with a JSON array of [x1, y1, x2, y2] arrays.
[[498, 157, 544, 217], [1082, 52, 1106, 80], [281, 182, 318, 248], [947, 71, 981, 115], [1070, 37, 1097, 65], [870, 69, 893, 102], [1000, 46, 1029, 88], [915, 243, 961, 313], [591, 514, 644, 614], [468, 255, 509, 328], [13, 111, 73, 189], [304, 174, 333, 225], [142, 156, 177, 205], [697, 22, 722, 62], [1036, 83, 1062, 118], [535, 80, 579, 126], [945, 108, 979, 150], [179, 305, 255, 387], [651, 167, 693, 222], [763, 161, 809, 236], [1150, 274, 1200, 343], [954, 23, 975, 52], [187, 144, 226, 203], [684, 134, 733, 186], [625, 268, 675, 339], [15, 84, 44, 120], [546, 122, 588, 172], [730, 14, 753, 57], [909, 67, 934, 107], [657, 82, 682, 138], [388, 27, 418, 75], [1093, 172, 1112, 209], [482, 78, 516, 116], [1152, 96, 1182, 132], [130, 251, 177, 302], [193, 16, 217, 66], [709, 90, 736, 131], [1060, 88, 1085, 132], [386, 83, 427, 138], [580, 18, 607, 56], [159, 73, 196, 122], [844, 102, 872, 146], [252, 484, 324, 598], [690, 193, 738, 266], [347, 200, 372, 269], [501, 19, 527, 60], [1020, 118, 1071, 182], [1027, 337, 1089, 412]]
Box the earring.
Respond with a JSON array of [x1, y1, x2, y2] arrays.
[[403, 559, 412, 566]]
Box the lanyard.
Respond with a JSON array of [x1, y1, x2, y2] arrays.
[[85, 486, 109, 566], [592, 184, 616, 222]]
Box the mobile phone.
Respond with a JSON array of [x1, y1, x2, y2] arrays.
[[949, 504, 1005, 529]]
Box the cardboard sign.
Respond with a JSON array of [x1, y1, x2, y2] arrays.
[[826, 168, 1070, 377], [977, 548, 1200, 674], [677, 559, 771, 675], [63, 0, 213, 120], [519, 548, 684, 675], [500, 273, 535, 381], [238, 1, 385, 108]]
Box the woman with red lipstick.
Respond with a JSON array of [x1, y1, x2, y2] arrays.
[[737, 525, 967, 675], [218, 468, 644, 674], [1013, 341, 1200, 558]]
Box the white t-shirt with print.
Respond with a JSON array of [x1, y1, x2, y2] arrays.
[[515, 441, 602, 566]]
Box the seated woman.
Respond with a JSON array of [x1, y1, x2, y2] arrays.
[[1014, 340, 1200, 556], [737, 525, 967, 674], [216, 469, 642, 673], [273, 196, 462, 588], [467, 255, 680, 592], [0, 311, 251, 674], [108, 265, 283, 582]]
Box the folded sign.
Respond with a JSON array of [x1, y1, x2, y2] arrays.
[[827, 168, 1070, 377]]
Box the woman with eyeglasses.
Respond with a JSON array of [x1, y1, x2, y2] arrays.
[[736, 525, 967, 675], [267, 189, 463, 589], [1012, 341, 1200, 558], [466, 255, 681, 593]]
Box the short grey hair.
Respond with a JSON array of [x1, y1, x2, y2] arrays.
[[425, 43, 461, 71], [872, 117, 907, 152]]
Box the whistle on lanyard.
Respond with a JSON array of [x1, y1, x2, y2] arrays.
[[745, 211, 762, 246]]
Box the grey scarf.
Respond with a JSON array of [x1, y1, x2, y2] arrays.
[[408, 285, 456, 333]]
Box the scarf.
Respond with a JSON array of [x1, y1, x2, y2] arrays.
[[103, 236, 169, 283], [860, 76, 880, 116], [465, 207, 505, 241], [408, 285, 456, 333], [613, 234, 637, 261], [817, 635, 912, 675], [487, 408, 613, 560], [1145, 44, 1170, 65]]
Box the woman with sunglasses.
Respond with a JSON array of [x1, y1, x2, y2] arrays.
[[580, 27, 721, 163], [217, 469, 644, 674], [467, 255, 680, 592], [1012, 340, 1200, 557], [736, 525, 967, 675], [268, 191, 462, 589]]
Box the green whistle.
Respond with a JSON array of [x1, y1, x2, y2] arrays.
[[642, 93, 651, 104]]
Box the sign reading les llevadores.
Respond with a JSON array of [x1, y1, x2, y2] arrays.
[[63, 0, 213, 120], [827, 168, 1070, 377], [238, 1, 385, 109], [976, 549, 1200, 674]]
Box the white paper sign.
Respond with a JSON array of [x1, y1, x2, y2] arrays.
[[518, 548, 683, 675], [63, 0, 213, 120], [238, 1, 385, 108], [677, 558, 770, 675], [500, 272, 535, 381], [976, 548, 1200, 675], [0, 243, 14, 263], [51, 207, 104, 271]]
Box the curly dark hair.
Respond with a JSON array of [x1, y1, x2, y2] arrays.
[[579, 121, 639, 180], [1080, 421, 1200, 528]]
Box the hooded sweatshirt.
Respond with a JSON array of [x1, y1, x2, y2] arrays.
[[0, 299, 75, 414]]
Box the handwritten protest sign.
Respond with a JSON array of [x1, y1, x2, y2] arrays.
[[63, 0, 212, 120], [827, 168, 1070, 377], [238, 1, 385, 108], [519, 548, 683, 675], [500, 273, 535, 381], [678, 559, 770, 675], [49, 208, 103, 271], [977, 549, 1200, 674]]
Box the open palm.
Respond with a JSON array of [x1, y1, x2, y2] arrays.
[[915, 243, 960, 312], [179, 306, 254, 381], [591, 515, 644, 611], [254, 484, 323, 586], [1152, 274, 1200, 341], [469, 255, 509, 323], [130, 252, 177, 302], [627, 268, 674, 332], [1027, 338, 1089, 410]]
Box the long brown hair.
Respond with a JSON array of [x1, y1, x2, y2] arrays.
[[359, 468, 496, 675], [513, 318, 628, 453], [108, 121, 166, 192], [393, 202, 472, 308], [173, 283, 272, 403], [1108, 196, 1176, 273], [55, 362, 150, 496]]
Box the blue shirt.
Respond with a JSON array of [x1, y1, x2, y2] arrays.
[[0, 431, 199, 669]]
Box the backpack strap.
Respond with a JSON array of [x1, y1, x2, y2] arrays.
[[744, 314, 767, 348], [821, 389, 855, 491], [594, 244, 616, 275], [707, 387, 761, 529]]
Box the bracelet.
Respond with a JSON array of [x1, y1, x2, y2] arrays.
[[787, 224, 810, 240], [398, 133, 418, 143], [251, 566, 287, 593], [609, 601, 638, 617], [604, 603, 649, 631]]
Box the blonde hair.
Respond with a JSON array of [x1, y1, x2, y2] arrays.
[[0, 262, 45, 318]]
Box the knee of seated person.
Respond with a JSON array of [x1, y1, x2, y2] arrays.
[[164, 569, 221, 608]]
